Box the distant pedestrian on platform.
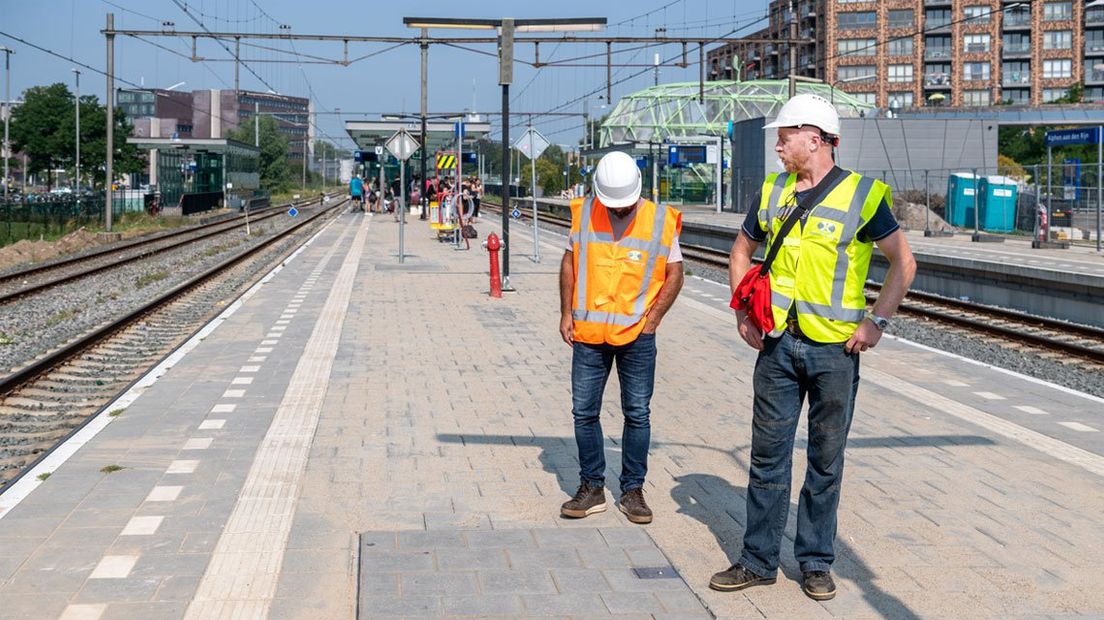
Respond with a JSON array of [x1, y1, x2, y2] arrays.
[[349, 175, 364, 211], [711, 93, 916, 600], [558, 151, 684, 525]]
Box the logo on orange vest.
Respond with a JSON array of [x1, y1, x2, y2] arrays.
[[626, 250, 643, 262]]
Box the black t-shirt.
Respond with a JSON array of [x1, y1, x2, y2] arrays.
[[741, 169, 899, 244]]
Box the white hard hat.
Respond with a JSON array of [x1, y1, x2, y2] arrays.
[[593, 151, 642, 208], [763, 93, 841, 137]]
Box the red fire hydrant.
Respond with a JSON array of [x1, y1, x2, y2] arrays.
[[485, 232, 502, 298]]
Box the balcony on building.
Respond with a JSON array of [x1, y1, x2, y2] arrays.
[[1086, 38, 1104, 56], [925, 46, 952, 61], [926, 17, 952, 33], [924, 72, 952, 89], [1002, 42, 1032, 58], [1085, 60, 1104, 84], [1002, 71, 1031, 87], [924, 0, 952, 6], [1088, 8, 1104, 27], [1001, 11, 1031, 29]]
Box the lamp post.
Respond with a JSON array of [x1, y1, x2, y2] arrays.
[[72, 69, 81, 195], [1, 46, 13, 202], [403, 16, 606, 290]]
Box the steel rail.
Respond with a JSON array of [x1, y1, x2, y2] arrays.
[[0, 200, 344, 398]]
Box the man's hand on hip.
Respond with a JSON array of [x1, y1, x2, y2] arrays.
[[844, 319, 883, 354], [559, 314, 574, 346]]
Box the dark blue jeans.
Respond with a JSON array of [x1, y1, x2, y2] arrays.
[[739, 331, 860, 577], [571, 333, 657, 493]]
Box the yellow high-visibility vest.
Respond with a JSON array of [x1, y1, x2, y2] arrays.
[[570, 197, 682, 345], [756, 170, 889, 343]]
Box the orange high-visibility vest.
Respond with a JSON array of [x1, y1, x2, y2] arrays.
[[570, 197, 682, 345]]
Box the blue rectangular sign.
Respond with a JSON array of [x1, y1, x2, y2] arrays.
[[1045, 127, 1101, 147]]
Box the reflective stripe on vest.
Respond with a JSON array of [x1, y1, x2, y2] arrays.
[[758, 171, 887, 342], [571, 197, 678, 344]]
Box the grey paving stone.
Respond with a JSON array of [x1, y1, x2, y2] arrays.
[[0, 592, 69, 618], [424, 512, 493, 530], [479, 569, 558, 594], [654, 589, 709, 612], [152, 574, 202, 602], [350, 572, 400, 597], [281, 548, 352, 574], [73, 576, 163, 603], [507, 547, 584, 570], [357, 594, 441, 616], [576, 547, 634, 569], [435, 548, 510, 571], [100, 601, 188, 620], [441, 593, 526, 616], [465, 529, 538, 548], [598, 527, 655, 548], [550, 568, 613, 593], [624, 546, 669, 567], [396, 530, 468, 550], [602, 568, 689, 592], [400, 571, 478, 597], [521, 592, 607, 614], [532, 527, 607, 548], [600, 591, 666, 615], [129, 553, 211, 579], [360, 550, 434, 572]]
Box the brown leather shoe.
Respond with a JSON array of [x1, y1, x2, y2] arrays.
[[561, 483, 607, 518], [618, 488, 653, 524]]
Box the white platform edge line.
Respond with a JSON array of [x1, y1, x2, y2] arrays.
[[678, 295, 1104, 479], [0, 214, 342, 520]]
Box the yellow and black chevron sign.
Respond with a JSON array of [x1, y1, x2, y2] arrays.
[[435, 154, 456, 169]]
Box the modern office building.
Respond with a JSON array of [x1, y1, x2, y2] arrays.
[[120, 88, 313, 161], [708, 0, 1091, 108]]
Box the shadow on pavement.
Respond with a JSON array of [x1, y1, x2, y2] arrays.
[[436, 432, 581, 497]]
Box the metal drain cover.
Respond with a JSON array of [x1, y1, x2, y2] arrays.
[[632, 566, 680, 579]]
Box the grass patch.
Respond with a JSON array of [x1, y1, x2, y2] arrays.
[[36, 472, 51, 481], [108, 408, 125, 417], [202, 237, 245, 257], [100, 464, 124, 474], [135, 269, 170, 288], [684, 268, 694, 276], [87, 212, 190, 236], [0, 332, 13, 345], [45, 308, 80, 328]]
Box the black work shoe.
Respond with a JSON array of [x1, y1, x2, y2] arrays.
[[802, 570, 836, 601], [561, 483, 607, 518], [617, 488, 653, 524], [709, 564, 777, 592]]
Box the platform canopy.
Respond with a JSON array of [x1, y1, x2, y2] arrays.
[[344, 119, 491, 156], [598, 80, 874, 148], [125, 137, 260, 155]]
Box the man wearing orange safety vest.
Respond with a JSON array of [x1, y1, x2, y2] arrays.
[[558, 151, 684, 524]]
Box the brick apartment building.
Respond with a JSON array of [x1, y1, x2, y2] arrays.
[[119, 88, 314, 161], [708, 0, 1094, 108]]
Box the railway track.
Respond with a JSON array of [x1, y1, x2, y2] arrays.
[[483, 200, 1104, 367], [0, 199, 348, 488], [0, 197, 320, 303]]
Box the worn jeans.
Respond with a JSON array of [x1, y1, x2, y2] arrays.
[[739, 331, 860, 577], [571, 333, 657, 493]]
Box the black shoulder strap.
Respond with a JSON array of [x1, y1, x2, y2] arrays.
[[761, 167, 846, 274]]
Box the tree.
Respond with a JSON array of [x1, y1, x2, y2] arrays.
[[9, 82, 141, 189], [227, 115, 290, 192]]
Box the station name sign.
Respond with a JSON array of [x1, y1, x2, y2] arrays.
[[1044, 127, 1102, 147]]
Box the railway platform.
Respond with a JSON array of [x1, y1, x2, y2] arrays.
[[0, 210, 1102, 619]]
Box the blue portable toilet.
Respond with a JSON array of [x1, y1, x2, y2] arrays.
[[978, 175, 1018, 232], [946, 173, 979, 228]]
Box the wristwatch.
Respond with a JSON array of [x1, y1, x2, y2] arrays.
[[865, 312, 889, 331]]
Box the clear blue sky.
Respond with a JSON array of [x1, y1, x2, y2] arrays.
[[2, 0, 770, 150]]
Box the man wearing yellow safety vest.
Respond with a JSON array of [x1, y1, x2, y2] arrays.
[[558, 151, 684, 525], [710, 94, 916, 600]]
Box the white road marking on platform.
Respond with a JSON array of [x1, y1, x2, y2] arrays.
[[679, 295, 1104, 479], [1058, 422, 1098, 433], [167, 460, 199, 474], [280, 314, 294, 319], [89, 555, 137, 578], [222, 389, 245, 398], [942, 379, 970, 387], [256, 347, 273, 353], [1014, 405, 1049, 415], [275, 320, 290, 325], [247, 356, 266, 363], [184, 438, 213, 450], [200, 420, 226, 430], [240, 365, 260, 373], [146, 486, 183, 502], [231, 377, 254, 385], [186, 217, 368, 619], [59, 604, 106, 620], [261, 339, 279, 345], [973, 391, 1006, 400], [212, 404, 236, 414], [121, 515, 164, 536]]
